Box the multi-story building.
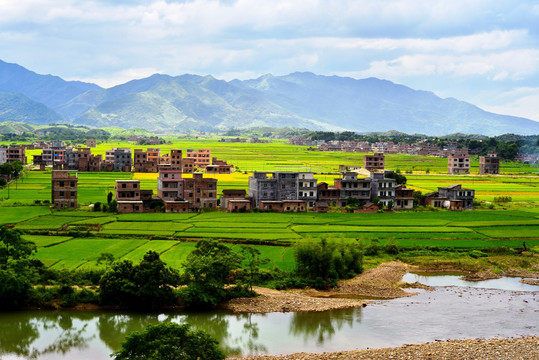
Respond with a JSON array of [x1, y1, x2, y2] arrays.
[[113, 148, 132, 171], [183, 173, 218, 210], [0, 148, 7, 165], [6, 146, 27, 164], [366, 171, 396, 207], [248, 171, 318, 209], [479, 153, 499, 175], [134, 149, 159, 173], [115, 180, 150, 213], [186, 149, 211, 169], [363, 153, 384, 171], [423, 184, 475, 210], [51, 170, 78, 209], [448, 154, 470, 174], [333, 172, 371, 207], [395, 184, 414, 210], [205, 157, 234, 174], [157, 170, 184, 201], [86, 139, 96, 148]]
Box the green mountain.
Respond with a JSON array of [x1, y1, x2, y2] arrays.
[[1, 59, 538, 136], [0, 92, 64, 124]]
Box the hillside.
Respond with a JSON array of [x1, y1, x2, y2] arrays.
[[1, 59, 538, 135]]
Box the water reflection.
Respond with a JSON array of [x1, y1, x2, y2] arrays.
[[290, 308, 362, 344], [0, 312, 94, 359]]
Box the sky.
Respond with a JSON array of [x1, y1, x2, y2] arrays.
[[1, 0, 539, 122]]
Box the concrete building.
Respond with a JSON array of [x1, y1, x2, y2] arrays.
[[317, 182, 340, 205], [395, 185, 414, 210], [6, 146, 27, 164], [0, 148, 7, 165], [183, 173, 218, 210], [334, 172, 371, 207], [423, 184, 475, 210], [366, 171, 396, 207], [479, 153, 499, 175], [51, 170, 78, 209], [363, 153, 384, 171], [157, 170, 184, 201], [448, 154, 470, 174], [206, 157, 234, 174], [86, 139, 96, 148], [113, 148, 132, 171], [220, 189, 248, 210], [248, 171, 318, 209]]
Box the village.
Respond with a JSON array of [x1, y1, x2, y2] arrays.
[[0, 139, 493, 214]]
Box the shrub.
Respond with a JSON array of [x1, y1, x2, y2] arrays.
[[112, 322, 225, 360]]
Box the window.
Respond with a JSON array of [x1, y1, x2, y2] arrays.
[[133, 183, 138, 188], [59, 181, 64, 187], [70, 192, 75, 196], [59, 191, 64, 196], [122, 183, 126, 188], [282, 184, 286, 189]]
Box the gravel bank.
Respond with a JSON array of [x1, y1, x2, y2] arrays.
[[223, 262, 410, 313], [228, 336, 539, 360]]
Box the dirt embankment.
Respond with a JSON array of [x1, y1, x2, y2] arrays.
[[223, 262, 411, 314], [227, 336, 539, 360]]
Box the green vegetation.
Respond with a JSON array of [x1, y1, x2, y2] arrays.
[[112, 322, 225, 360]]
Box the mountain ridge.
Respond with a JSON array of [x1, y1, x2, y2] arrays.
[[0, 60, 538, 136]]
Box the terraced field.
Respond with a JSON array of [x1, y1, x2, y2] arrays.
[[3, 207, 537, 271]]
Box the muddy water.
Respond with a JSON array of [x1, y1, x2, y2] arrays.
[[0, 280, 537, 359]]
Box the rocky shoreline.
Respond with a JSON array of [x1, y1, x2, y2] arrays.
[[223, 262, 410, 313], [227, 336, 539, 360]]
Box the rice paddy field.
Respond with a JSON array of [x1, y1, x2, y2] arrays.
[[2, 138, 537, 272], [0, 208, 536, 271]]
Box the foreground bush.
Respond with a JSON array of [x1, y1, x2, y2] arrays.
[[112, 322, 225, 360]]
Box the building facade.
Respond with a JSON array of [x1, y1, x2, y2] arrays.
[[51, 170, 78, 209], [479, 153, 500, 175], [363, 153, 385, 171], [448, 154, 470, 174]]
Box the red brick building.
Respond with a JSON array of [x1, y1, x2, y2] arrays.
[[51, 170, 78, 209], [183, 173, 217, 210], [363, 153, 384, 171]]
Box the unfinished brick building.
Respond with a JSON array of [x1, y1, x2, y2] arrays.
[[363, 153, 384, 171], [448, 154, 470, 174], [183, 173, 217, 210], [51, 170, 78, 209], [186, 149, 211, 169], [479, 153, 500, 175], [115, 180, 156, 213]]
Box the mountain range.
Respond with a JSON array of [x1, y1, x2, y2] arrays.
[[1, 59, 538, 136]]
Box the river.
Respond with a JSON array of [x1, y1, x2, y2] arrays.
[[0, 276, 537, 359]]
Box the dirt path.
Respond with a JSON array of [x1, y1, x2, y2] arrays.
[[227, 336, 539, 360]]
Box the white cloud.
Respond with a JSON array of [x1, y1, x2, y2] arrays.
[[479, 87, 539, 121], [360, 50, 539, 80], [70, 67, 162, 88]]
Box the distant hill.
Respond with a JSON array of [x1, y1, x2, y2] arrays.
[[0, 59, 101, 110], [0, 92, 63, 124], [1, 59, 538, 136]]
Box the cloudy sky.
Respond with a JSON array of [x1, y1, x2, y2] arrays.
[[1, 0, 538, 121]]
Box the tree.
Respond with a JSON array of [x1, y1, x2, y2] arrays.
[[107, 192, 113, 205], [99, 251, 179, 309], [294, 239, 363, 289], [112, 322, 225, 360], [240, 246, 269, 292], [0, 227, 36, 308], [181, 239, 242, 307], [0, 227, 36, 268], [385, 171, 407, 185]]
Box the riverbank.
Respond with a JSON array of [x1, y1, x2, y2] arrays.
[[223, 262, 410, 313], [228, 336, 539, 359]]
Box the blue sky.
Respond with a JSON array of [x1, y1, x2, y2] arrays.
[[1, 0, 538, 122]]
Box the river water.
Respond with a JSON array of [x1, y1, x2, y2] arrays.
[[0, 276, 537, 359]]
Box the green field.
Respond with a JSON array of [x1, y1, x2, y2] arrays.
[[1, 138, 537, 272], [1, 207, 537, 271]]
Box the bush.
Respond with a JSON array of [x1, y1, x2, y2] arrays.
[[112, 322, 225, 360], [294, 239, 363, 289], [0, 269, 32, 308], [468, 250, 488, 259]]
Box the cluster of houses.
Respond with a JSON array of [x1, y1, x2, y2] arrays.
[[27, 142, 234, 174], [51, 152, 476, 213]]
